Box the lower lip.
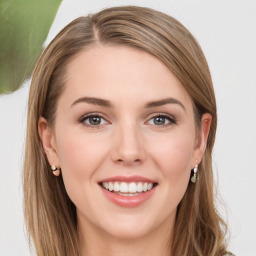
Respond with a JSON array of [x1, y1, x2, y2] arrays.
[[100, 186, 157, 208]]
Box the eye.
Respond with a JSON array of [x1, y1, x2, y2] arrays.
[[80, 114, 108, 127], [147, 114, 176, 126]]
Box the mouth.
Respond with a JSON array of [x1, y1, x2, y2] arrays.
[[98, 176, 158, 207], [99, 181, 158, 196]]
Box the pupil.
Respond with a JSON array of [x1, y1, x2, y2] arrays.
[[89, 117, 101, 125], [154, 116, 165, 125]]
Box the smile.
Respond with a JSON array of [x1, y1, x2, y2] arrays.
[[101, 181, 155, 195], [98, 176, 158, 207]]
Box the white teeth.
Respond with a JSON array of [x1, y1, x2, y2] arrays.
[[114, 182, 119, 192], [148, 183, 153, 190], [128, 182, 137, 193], [120, 182, 128, 192], [103, 182, 109, 190], [137, 182, 143, 192], [119, 193, 140, 196], [101, 181, 155, 193], [108, 182, 114, 191]]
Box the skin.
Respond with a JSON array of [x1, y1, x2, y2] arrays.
[[39, 45, 211, 256]]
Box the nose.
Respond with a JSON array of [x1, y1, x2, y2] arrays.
[[111, 122, 147, 166]]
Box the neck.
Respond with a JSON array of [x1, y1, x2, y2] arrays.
[[78, 216, 174, 256]]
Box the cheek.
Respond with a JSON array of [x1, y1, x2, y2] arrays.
[[54, 129, 111, 208], [55, 129, 109, 180], [150, 131, 195, 181], [146, 131, 195, 222]]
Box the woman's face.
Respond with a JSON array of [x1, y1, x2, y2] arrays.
[[41, 45, 209, 240]]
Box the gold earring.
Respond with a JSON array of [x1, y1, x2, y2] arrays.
[[191, 162, 198, 183], [51, 165, 60, 176]]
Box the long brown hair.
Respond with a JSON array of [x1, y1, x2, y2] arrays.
[[24, 6, 228, 255]]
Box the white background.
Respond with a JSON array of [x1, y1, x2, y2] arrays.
[[0, 0, 255, 255]]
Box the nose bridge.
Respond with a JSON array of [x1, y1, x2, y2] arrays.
[[111, 117, 146, 165]]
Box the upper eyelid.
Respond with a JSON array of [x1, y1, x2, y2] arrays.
[[79, 112, 109, 122], [79, 114, 109, 129], [78, 112, 176, 124], [146, 113, 175, 121]]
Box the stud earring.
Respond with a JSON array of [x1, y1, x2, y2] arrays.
[[51, 165, 60, 176], [191, 162, 198, 183]]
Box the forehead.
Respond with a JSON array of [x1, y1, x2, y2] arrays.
[[61, 45, 193, 111]]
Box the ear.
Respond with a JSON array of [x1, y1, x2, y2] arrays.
[[38, 117, 60, 169], [192, 113, 212, 166]]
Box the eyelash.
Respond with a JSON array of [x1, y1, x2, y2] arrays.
[[79, 113, 176, 128], [79, 113, 108, 128], [148, 114, 176, 127]]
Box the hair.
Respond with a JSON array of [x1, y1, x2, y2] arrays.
[[24, 5, 229, 256]]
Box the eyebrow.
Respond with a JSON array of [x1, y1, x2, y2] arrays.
[[71, 96, 185, 111], [145, 98, 186, 111], [71, 97, 113, 108]]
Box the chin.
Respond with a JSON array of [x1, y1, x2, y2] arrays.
[[103, 223, 154, 240], [97, 210, 169, 240]]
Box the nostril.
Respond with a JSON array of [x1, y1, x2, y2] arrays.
[[115, 158, 142, 165]]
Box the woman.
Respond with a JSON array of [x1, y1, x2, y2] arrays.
[[24, 6, 233, 256]]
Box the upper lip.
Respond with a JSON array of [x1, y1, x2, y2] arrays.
[[99, 175, 157, 184]]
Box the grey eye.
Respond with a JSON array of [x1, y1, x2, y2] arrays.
[[153, 116, 166, 125], [81, 115, 108, 126], [148, 114, 176, 126], [88, 116, 102, 125]]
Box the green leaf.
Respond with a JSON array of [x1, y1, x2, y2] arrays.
[[0, 0, 62, 93]]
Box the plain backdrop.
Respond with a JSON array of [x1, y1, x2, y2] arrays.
[[0, 0, 255, 255]]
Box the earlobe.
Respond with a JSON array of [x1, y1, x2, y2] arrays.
[[38, 117, 60, 167], [193, 113, 212, 164]]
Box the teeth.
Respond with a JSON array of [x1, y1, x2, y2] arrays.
[[128, 182, 137, 193], [119, 193, 140, 196], [114, 182, 119, 192], [108, 182, 114, 191], [103, 182, 109, 190], [148, 183, 153, 190], [120, 182, 128, 192], [137, 182, 143, 192], [101, 181, 155, 193]]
